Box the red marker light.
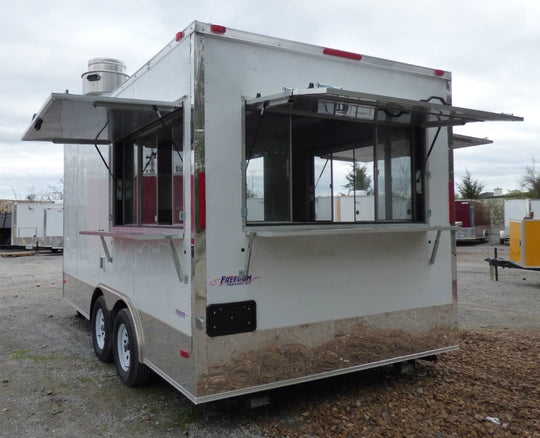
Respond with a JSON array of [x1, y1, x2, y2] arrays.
[[211, 24, 226, 34], [323, 48, 362, 61], [198, 170, 206, 230], [175, 31, 184, 42], [180, 349, 190, 358], [434, 69, 445, 77]]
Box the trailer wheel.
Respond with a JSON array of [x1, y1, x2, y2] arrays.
[[113, 308, 151, 387], [91, 296, 113, 362]]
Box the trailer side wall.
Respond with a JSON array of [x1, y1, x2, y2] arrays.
[[198, 31, 456, 398]]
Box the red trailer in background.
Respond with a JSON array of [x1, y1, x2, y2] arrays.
[[455, 200, 490, 243]]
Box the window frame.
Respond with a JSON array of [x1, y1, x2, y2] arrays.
[[113, 109, 184, 228], [243, 94, 427, 227]]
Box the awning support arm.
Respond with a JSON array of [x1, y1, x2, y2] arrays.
[[94, 144, 114, 179], [239, 232, 256, 279], [99, 236, 113, 263], [422, 126, 442, 172], [165, 235, 188, 284], [153, 105, 183, 163], [93, 118, 115, 180], [245, 100, 268, 170], [429, 230, 441, 265]]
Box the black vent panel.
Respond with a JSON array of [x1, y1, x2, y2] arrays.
[[206, 300, 257, 337]]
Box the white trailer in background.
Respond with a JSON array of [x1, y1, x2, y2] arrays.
[[22, 21, 522, 403], [11, 202, 63, 250], [499, 199, 540, 244]]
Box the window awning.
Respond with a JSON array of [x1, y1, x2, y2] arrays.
[[21, 93, 182, 145], [452, 134, 493, 149], [297, 134, 494, 164], [245, 88, 523, 128]]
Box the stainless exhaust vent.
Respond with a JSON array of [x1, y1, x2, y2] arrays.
[[82, 58, 128, 95]]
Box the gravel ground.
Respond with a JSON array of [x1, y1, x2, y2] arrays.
[[0, 243, 538, 437]]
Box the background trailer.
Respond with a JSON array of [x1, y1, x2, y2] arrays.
[[22, 22, 522, 403], [454, 200, 490, 243], [11, 202, 63, 250], [499, 198, 540, 244]]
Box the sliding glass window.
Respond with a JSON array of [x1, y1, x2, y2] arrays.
[[114, 111, 183, 226], [244, 98, 424, 225]]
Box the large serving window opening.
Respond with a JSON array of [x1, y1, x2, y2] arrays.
[[243, 87, 521, 227], [114, 111, 183, 226], [244, 90, 426, 225]]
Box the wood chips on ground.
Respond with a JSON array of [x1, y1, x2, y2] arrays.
[[247, 330, 539, 437]]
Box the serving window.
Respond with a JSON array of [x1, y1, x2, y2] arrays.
[[114, 110, 183, 226], [244, 92, 425, 225]]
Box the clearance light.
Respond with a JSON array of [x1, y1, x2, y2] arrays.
[[175, 31, 184, 42], [199, 170, 206, 230], [434, 69, 445, 77], [211, 24, 226, 34], [323, 48, 362, 61], [180, 349, 190, 358]]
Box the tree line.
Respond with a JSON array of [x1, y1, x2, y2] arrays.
[[457, 159, 540, 199], [20, 179, 64, 202], [343, 159, 540, 200]]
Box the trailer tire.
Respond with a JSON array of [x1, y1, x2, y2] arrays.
[[113, 308, 151, 387], [91, 296, 113, 362]]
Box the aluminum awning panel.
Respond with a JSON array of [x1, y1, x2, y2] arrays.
[[245, 88, 523, 128], [452, 134, 493, 149], [305, 134, 493, 164], [22, 93, 182, 144]]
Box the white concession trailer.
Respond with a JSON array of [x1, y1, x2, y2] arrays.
[[22, 22, 522, 403], [11, 202, 63, 250]]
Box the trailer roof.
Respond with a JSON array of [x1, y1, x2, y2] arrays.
[[21, 93, 181, 144], [246, 88, 523, 128]]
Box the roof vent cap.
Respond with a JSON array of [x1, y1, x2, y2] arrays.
[[82, 58, 128, 95]]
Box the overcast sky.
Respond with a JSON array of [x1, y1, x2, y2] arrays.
[[0, 0, 536, 199]]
